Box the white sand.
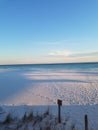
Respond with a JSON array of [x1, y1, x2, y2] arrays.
[[0, 69, 98, 130], [0, 69, 98, 105]]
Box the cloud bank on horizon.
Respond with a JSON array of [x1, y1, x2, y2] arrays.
[[49, 51, 72, 57], [47, 50, 98, 63], [49, 50, 98, 58]]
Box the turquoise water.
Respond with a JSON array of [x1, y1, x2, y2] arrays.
[[0, 62, 98, 71]]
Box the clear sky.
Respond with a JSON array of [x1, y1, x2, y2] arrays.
[[0, 0, 98, 64]]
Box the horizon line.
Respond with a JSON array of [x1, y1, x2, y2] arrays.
[[0, 61, 98, 66]]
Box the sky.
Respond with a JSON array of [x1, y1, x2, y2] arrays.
[[0, 0, 98, 64]]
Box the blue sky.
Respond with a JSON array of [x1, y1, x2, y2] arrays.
[[0, 0, 98, 64]]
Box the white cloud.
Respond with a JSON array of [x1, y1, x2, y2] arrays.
[[48, 51, 98, 59], [70, 51, 98, 58], [49, 50, 72, 57]]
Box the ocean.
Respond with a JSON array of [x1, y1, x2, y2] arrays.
[[0, 62, 98, 71]]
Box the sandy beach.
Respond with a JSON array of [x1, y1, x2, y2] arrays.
[[0, 69, 98, 105], [0, 68, 98, 129]]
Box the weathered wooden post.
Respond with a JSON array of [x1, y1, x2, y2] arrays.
[[85, 114, 88, 130], [57, 99, 62, 123]]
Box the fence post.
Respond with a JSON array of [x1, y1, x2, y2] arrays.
[[85, 114, 88, 130], [57, 99, 62, 123]]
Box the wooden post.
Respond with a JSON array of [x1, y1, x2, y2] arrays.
[[85, 114, 88, 130], [57, 99, 62, 123]]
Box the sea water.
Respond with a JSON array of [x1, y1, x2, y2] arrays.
[[0, 62, 98, 71]]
